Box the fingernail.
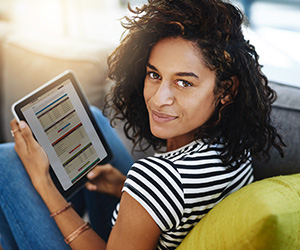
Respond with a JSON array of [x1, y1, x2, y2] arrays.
[[19, 121, 27, 129]]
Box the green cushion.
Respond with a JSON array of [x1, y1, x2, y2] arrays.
[[176, 174, 300, 250]]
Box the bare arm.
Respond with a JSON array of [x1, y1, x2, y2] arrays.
[[11, 119, 161, 250]]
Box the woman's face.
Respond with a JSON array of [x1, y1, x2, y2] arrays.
[[144, 37, 219, 150]]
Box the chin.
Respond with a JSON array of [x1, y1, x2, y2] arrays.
[[150, 127, 170, 140], [152, 132, 168, 140]]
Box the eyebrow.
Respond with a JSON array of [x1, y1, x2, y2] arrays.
[[147, 63, 199, 79]]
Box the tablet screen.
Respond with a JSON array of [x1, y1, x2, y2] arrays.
[[12, 71, 112, 197]]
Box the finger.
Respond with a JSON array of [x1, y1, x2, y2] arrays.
[[10, 119, 27, 153], [18, 121, 39, 152], [85, 182, 97, 191], [10, 119, 21, 138], [87, 164, 111, 180]]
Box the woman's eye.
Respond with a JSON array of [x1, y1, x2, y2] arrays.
[[176, 79, 192, 87], [148, 72, 161, 80]]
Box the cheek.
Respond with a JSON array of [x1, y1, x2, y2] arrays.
[[184, 94, 217, 123], [143, 80, 155, 103]]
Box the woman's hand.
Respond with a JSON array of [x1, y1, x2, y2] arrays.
[[11, 119, 108, 250], [86, 164, 126, 198], [10, 119, 51, 189]]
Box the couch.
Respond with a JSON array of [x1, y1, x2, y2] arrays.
[[0, 28, 299, 249]]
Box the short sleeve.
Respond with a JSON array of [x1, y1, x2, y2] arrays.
[[122, 156, 185, 231]]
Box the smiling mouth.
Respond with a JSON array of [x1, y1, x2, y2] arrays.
[[152, 110, 177, 123]]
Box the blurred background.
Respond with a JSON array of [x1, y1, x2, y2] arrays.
[[0, 0, 299, 144], [0, 0, 299, 86]]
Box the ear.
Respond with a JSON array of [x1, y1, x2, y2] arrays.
[[220, 76, 239, 105]]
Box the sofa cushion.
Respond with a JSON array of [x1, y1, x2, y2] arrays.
[[253, 82, 300, 180], [176, 173, 300, 250]]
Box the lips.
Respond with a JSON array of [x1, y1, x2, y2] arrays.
[[151, 110, 177, 123]]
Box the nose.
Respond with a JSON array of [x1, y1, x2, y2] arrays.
[[152, 81, 174, 107]]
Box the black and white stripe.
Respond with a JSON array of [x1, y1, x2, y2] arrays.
[[112, 140, 253, 250]]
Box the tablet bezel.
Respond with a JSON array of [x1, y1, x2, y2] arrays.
[[11, 70, 113, 199]]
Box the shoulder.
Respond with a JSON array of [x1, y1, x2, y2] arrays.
[[162, 141, 225, 168], [167, 142, 253, 198], [131, 156, 183, 188]]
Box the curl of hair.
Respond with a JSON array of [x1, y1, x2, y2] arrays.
[[104, 0, 285, 166]]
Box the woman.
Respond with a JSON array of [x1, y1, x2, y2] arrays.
[[0, 0, 284, 249]]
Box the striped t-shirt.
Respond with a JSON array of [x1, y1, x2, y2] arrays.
[[112, 140, 253, 249]]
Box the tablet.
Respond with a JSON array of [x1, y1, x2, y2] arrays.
[[11, 70, 113, 199]]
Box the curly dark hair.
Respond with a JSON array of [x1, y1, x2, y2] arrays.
[[104, 0, 285, 167]]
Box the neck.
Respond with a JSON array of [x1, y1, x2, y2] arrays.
[[166, 137, 194, 152], [166, 140, 178, 152]]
